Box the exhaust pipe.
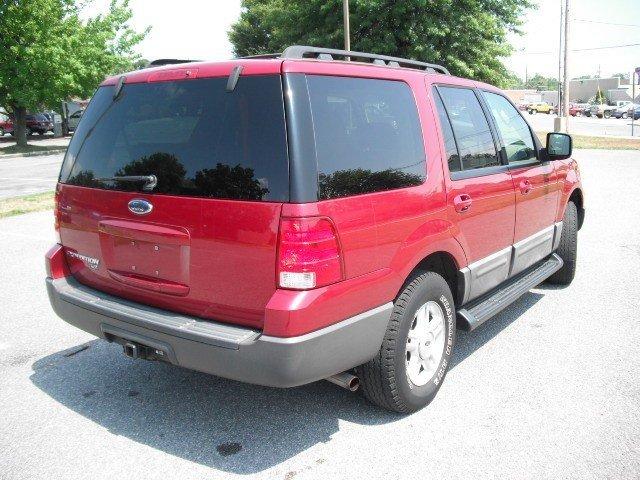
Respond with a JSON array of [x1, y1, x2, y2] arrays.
[[326, 372, 359, 392]]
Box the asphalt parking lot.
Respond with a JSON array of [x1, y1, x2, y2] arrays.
[[527, 113, 640, 138], [0, 149, 639, 480]]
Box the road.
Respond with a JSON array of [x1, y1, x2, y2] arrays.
[[1, 150, 639, 480], [527, 112, 640, 138], [0, 153, 64, 199]]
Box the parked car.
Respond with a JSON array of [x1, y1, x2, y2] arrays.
[[24, 113, 54, 135], [45, 46, 584, 413], [0, 113, 13, 136], [67, 109, 84, 132], [589, 104, 616, 119], [612, 103, 640, 119], [528, 102, 554, 114], [569, 103, 589, 117]]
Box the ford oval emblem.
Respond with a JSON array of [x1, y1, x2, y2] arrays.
[[128, 199, 153, 215]]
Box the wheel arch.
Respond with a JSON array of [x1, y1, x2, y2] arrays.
[[400, 251, 464, 307], [568, 188, 585, 229]]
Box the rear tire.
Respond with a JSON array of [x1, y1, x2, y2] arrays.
[[357, 272, 456, 413], [547, 201, 578, 285]]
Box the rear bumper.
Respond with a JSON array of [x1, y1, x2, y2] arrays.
[[46, 276, 392, 387]]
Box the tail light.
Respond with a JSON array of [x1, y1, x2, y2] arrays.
[[277, 217, 343, 290], [45, 244, 70, 279]]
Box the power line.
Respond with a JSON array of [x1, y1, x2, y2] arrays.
[[573, 18, 640, 28], [573, 42, 640, 51], [515, 42, 640, 55]]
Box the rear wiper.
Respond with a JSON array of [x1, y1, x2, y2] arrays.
[[96, 175, 157, 192]]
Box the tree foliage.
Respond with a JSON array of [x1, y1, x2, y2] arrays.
[[520, 74, 559, 91], [0, 0, 148, 145], [229, 0, 533, 87]]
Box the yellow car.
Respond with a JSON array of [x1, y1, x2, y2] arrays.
[[528, 102, 554, 114]]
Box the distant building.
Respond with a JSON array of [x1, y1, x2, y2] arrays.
[[503, 89, 542, 105], [505, 75, 640, 106]]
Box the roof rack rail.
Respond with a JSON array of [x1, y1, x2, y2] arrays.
[[281, 45, 450, 75], [148, 59, 201, 67], [239, 53, 281, 59]]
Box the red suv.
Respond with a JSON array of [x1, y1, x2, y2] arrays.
[[46, 46, 584, 413]]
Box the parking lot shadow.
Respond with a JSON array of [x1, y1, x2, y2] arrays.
[[30, 291, 544, 474]]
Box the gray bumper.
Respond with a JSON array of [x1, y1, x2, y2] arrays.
[[46, 277, 392, 388]]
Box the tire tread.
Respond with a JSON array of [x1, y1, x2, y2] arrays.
[[357, 272, 452, 413]]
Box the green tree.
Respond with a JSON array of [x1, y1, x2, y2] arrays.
[[0, 0, 149, 146], [503, 71, 524, 89], [523, 74, 558, 91], [228, 0, 533, 87]]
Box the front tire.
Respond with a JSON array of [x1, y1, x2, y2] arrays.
[[547, 201, 578, 285], [357, 272, 456, 413]]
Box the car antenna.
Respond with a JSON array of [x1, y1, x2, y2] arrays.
[[226, 65, 243, 92]]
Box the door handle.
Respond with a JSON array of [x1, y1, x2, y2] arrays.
[[454, 194, 472, 213], [519, 180, 532, 195]]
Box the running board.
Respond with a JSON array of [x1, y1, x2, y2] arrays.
[[457, 253, 563, 331]]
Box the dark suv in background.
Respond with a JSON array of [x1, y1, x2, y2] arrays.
[[25, 114, 54, 135]]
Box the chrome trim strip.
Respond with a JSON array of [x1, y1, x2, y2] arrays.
[[510, 225, 555, 276], [466, 246, 512, 302], [459, 267, 472, 305], [459, 224, 561, 304], [552, 221, 564, 251]]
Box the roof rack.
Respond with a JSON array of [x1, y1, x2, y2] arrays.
[[240, 53, 281, 59], [281, 45, 450, 75], [148, 59, 201, 67]]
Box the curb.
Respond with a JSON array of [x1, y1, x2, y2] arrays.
[[0, 147, 68, 160]]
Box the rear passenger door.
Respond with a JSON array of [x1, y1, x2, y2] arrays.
[[433, 86, 516, 302], [481, 91, 560, 275]]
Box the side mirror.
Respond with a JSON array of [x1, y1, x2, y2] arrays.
[[546, 132, 572, 160]]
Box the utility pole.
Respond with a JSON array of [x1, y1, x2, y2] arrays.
[[343, 0, 350, 52], [633, 68, 638, 137], [562, 0, 571, 130], [556, 0, 571, 133], [557, 1, 563, 115]]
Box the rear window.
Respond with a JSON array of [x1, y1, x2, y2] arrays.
[[306, 75, 426, 200], [60, 75, 289, 201]]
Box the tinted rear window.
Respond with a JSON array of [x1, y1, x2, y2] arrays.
[[60, 75, 289, 201], [306, 75, 426, 200]]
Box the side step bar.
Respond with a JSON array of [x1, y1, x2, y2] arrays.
[[457, 253, 563, 331]]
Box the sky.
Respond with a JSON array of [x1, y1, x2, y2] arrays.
[[87, 0, 640, 81]]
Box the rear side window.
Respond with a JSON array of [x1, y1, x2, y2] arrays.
[[433, 90, 461, 173], [437, 86, 500, 171], [306, 75, 426, 200], [60, 75, 289, 201], [481, 91, 536, 164]]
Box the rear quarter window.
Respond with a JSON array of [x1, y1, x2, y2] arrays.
[[60, 75, 289, 201], [306, 75, 426, 200]]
